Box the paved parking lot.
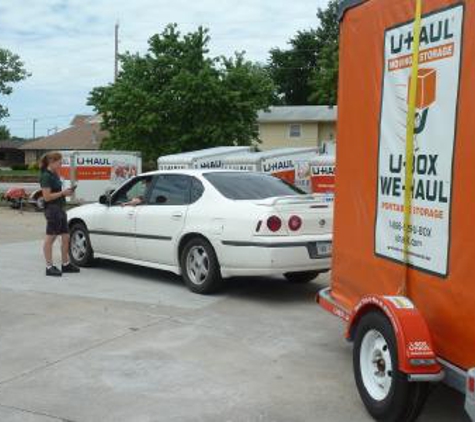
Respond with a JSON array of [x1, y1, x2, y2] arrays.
[[0, 208, 469, 421]]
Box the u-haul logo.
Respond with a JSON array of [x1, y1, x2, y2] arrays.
[[263, 160, 294, 173], [77, 157, 111, 166], [407, 341, 433, 356], [391, 18, 454, 55]]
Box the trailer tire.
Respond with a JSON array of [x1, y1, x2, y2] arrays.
[[353, 311, 429, 422], [69, 222, 94, 267]]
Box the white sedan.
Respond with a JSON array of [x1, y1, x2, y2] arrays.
[[67, 170, 332, 294]]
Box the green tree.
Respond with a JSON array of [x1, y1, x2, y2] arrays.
[[88, 25, 276, 164], [267, 0, 339, 105], [0, 125, 10, 140], [309, 0, 340, 105], [267, 30, 319, 105], [0, 48, 29, 119]]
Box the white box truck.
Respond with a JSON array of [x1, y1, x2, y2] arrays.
[[221, 147, 318, 187], [310, 155, 335, 200], [59, 150, 142, 203], [157, 146, 252, 170]]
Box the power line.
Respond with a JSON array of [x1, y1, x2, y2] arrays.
[[2, 113, 77, 123]]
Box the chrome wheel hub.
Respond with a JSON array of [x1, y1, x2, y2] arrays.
[[71, 230, 87, 261], [186, 246, 209, 285]]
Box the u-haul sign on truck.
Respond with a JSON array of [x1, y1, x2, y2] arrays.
[[310, 155, 335, 199], [222, 148, 318, 187], [375, 4, 464, 276], [59, 150, 142, 203]]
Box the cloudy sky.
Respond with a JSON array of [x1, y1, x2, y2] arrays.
[[0, 0, 330, 139]]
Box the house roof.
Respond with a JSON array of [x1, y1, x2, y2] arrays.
[[257, 106, 337, 123], [0, 140, 30, 150], [20, 115, 108, 151]]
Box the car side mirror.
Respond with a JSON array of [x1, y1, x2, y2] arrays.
[[99, 194, 111, 206]]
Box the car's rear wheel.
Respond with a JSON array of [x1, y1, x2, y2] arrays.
[[353, 311, 429, 421], [284, 271, 319, 283], [69, 222, 94, 267], [181, 237, 222, 294]]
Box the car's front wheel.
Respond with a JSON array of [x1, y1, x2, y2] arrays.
[[180, 237, 222, 294], [69, 222, 94, 267], [353, 311, 429, 421], [284, 271, 319, 283]]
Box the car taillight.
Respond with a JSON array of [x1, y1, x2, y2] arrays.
[[267, 216, 282, 232], [469, 376, 475, 393], [288, 215, 302, 231]]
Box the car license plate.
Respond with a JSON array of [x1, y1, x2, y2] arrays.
[[307, 241, 332, 259], [317, 241, 332, 256]]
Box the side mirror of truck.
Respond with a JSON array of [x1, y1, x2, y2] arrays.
[[99, 194, 111, 206]]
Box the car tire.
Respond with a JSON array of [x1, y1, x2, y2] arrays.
[[284, 271, 319, 283], [69, 222, 94, 267], [180, 237, 222, 294], [353, 311, 429, 422]]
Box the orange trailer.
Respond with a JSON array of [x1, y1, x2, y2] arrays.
[[319, 0, 475, 420]]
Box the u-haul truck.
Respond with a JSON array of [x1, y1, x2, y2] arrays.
[[157, 146, 251, 170], [222, 147, 318, 187], [59, 150, 142, 203], [310, 155, 336, 199]]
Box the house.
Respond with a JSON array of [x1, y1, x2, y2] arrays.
[[257, 106, 337, 152], [0, 139, 28, 168], [21, 115, 108, 165]]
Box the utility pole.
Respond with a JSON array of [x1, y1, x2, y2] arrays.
[[32, 118, 38, 140], [114, 21, 119, 82]]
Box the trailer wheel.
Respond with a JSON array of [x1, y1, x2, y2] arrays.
[[353, 311, 429, 422]]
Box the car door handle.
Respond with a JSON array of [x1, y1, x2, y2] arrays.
[[127, 210, 135, 218], [172, 212, 183, 219]]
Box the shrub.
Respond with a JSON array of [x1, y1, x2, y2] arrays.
[[11, 163, 28, 171], [28, 162, 39, 171]]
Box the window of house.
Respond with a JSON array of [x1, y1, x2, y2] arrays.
[[289, 124, 302, 138]]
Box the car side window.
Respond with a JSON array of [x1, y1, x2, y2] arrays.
[[190, 177, 205, 204], [148, 175, 191, 206], [111, 177, 152, 205]]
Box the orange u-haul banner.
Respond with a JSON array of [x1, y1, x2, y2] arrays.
[[333, 0, 475, 370]]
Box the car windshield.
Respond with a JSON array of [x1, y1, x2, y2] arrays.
[[204, 172, 306, 200]]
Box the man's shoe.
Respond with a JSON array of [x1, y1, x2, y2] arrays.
[[46, 266, 62, 277], [62, 263, 80, 273]]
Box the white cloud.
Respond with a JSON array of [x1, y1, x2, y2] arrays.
[[0, 0, 330, 137]]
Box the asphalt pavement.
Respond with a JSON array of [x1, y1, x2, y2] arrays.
[[0, 208, 469, 422]]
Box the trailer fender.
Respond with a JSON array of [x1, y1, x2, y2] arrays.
[[347, 295, 443, 378]]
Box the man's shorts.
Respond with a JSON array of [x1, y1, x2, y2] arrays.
[[44, 205, 69, 235]]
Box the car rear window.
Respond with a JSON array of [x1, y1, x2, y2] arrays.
[[204, 172, 306, 200]]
